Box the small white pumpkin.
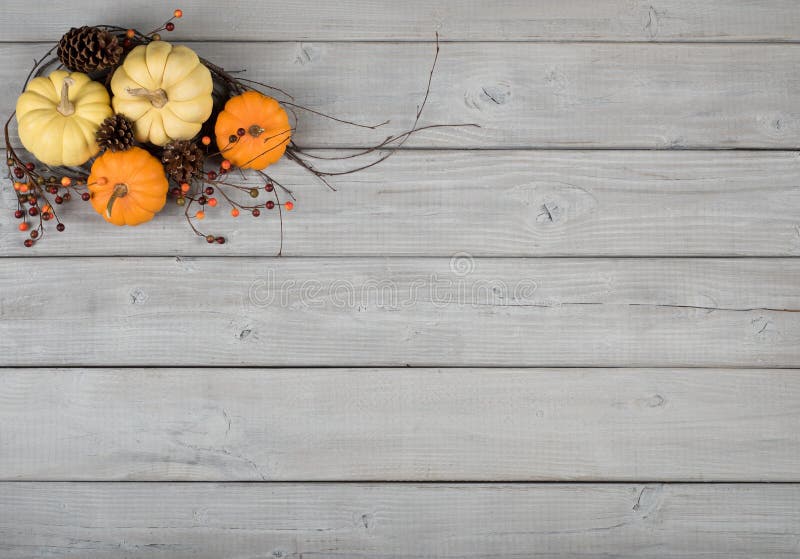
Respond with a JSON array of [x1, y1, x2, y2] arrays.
[[110, 40, 213, 146], [16, 70, 112, 166]]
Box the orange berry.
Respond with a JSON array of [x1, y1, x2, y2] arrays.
[[208, 198, 218, 207], [18, 222, 29, 231], [220, 160, 231, 170], [284, 201, 294, 211], [42, 205, 51, 213], [61, 176, 72, 187], [174, 9, 183, 18], [201, 136, 211, 146], [180, 182, 190, 193], [19, 184, 29, 193], [13, 182, 22, 191], [195, 211, 205, 220], [231, 208, 240, 217], [126, 29, 135, 38]]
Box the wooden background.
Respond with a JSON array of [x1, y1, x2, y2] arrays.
[[2, 1, 800, 557]]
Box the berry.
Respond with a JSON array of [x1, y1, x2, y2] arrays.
[[165, 22, 175, 31], [231, 208, 240, 217], [24, 239, 33, 248], [285, 201, 294, 211], [252, 209, 261, 217], [221, 160, 231, 170], [216, 237, 225, 244], [18, 222, 29, 232], [174, 9, 183, 18], [14, 167, 24, 178], [123, 38, 132, 48], [81, 192, 91, 201], [181, 183, 191, 193], [126, 29, 135, 38], [196, 211, 205, 220], [63, 193, 72, 201], [266, 201, 275, 209], [208, 198, 218, 207], [57, 223, 65, 232], [30, 230, 39, 239], [19, 184, 29, 194], [249, 188, 259, 198], [28, 207, 38, 216], [265, 183, 274, 192], [176, 197, 186, 206], [25, 162, 34, 171], [228, 134, 238, 143], [28, 197, 37, 206], [198, 196, 207, 205], [42, 212, 52, 221], [14, 210, 23, 219], [204, 186, 214, 195], [207, 171, 217, 180], [54, 196, 63, 204], [152, 33, 161, 41], [48, 186, 58, 194], [170, 187, 180, 197], [61, 176, 72, 187], [206, 235, 215, 243], [237, 128, 246, 136], [201, 136, 211, 146]]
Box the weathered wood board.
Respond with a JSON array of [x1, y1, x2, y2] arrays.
[[1, 368, 798, 481]]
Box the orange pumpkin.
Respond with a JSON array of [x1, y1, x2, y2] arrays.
[[88, 147, 169, 226], [214, 91, 291, 170]]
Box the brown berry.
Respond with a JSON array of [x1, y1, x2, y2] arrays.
[[252, 209, 261, 217], [207, 171, 217, 180], [23, 239, 33, 248], [14, 210, 23, 219], [237, 128, 246, 136], [30, 230, 39, 239], [249, 188, 259, 198], [81, 192, 90, 201], [14, 167, 24, 178], [165, 22, 175, 31], [204, 186, 214, 195], [216, 237, 225, 244], [266, 201, 275, 209], [206, 235, 215, 243]]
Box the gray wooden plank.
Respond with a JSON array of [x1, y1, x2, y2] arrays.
[[1, 483, 799, 558], [1, 258, 798, 367], [4, 150, 800, 257], [4, 1, 800, 42], [2, 368, 798, 481], [3, 42, 800, 148]]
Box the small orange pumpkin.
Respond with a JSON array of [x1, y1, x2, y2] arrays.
[[214, 91, 291, 170], [88, 147, 169, 226]]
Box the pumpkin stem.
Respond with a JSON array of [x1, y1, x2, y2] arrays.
[[126, 87, 168, 108], [106, 183, 129, 218], [248, 124, 265, 138], [57, 77, 76, 116]]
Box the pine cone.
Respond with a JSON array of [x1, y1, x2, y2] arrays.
[[162, 140, 205, 184], [57, 26, 123, 73], [96, 114, 135, 152]]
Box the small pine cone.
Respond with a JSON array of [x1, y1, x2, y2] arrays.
[[96, 114, 135, 152], [162, 140, 205, 184], [57, 26, 123, 73]]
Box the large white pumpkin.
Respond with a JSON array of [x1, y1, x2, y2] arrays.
[[111, 40, 213, 146]]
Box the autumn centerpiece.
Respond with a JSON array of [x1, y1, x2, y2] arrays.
[[5, 10, 463, 250]]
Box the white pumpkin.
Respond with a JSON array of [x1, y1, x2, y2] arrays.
[[110, 40, 213, 146], [16, 70, 112, 166]]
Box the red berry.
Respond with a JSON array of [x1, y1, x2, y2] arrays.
[[42, 212, 52, 221], [174, 8, 183, 18], [266, 201, 275, 209], [14, 210, 23, 219], [252, 209, 261, 217], [165, 22, 175, 31], [170, 187, 180, 196], [57, 223, 65, 232], [81, 192, 90, 201], [265, 183, 274, 192], [54, 196, 63, 204], [25, 162, 34, 171], [198, 196, 207, 205], [30, 230, 39, 239], [28, 207, 38, 216], [207, 171, 217, 180], [204, 186, 214, 195], [13, 167, 24, 178], [216, 236, 225, 244], [237, 128, 246, 136], [23, 239, 33, 248], [206, 235, 215, 244]]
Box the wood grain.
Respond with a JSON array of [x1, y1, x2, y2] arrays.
[[4, 1, 800, 42], [4, 150, 800, 257], [1, 258, 798, 368], [2, 483, 799, 558], [2, 367, 798, 481], [3, 42, 800, 148]]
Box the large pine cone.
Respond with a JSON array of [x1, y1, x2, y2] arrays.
[[162, 140, 205, 184], [96, 114, 135, 152], [57, 26, 123, 73]]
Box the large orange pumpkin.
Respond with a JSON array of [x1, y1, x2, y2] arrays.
[[214, 91, 291, 170], [88, 147, 169, 226]]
